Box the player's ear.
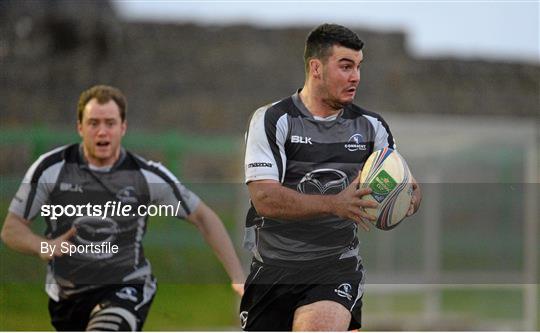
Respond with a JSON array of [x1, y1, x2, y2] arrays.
[[77, 121, 83, 138], [309, 59, 322, 79], [121, 120, 127, 137]]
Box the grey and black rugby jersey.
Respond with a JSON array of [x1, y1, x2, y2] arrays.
[[244, 91, 395, 267], [9, 143, 200, 300]]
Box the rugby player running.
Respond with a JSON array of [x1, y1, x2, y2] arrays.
[[241, 24, 421, 331], [1, 85, 245, 331]]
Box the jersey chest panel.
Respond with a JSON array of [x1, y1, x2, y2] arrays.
[[47, 164, 151, 237], [283, 116, 374, 192]]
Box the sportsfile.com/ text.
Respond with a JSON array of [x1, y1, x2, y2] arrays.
[[40, 201, 183, 220]]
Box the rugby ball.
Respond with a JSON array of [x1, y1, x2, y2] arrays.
[[359, 148, 413, 230]]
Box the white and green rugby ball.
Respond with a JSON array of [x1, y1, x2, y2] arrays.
[[359, 148, 413, 230]]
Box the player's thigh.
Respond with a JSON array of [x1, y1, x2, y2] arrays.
[[49, 297, 89, 331], [239, 262, 297, 331], [292, 300, 351, 331]]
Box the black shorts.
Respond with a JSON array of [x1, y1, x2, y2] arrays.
[[239, 257, 365, 331], [48, 278, 156, 331]]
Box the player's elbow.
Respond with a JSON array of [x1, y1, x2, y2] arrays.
[[248, 181, 283, 218], [250, 192, 277, 218], [1, 219, 11, 245], [1, 213, 25, 246], [188, 201, 219, 232], [252, 203, 271, 218]]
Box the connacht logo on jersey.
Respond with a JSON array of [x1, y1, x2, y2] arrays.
[[334, 283, 353, 300], [345, 134, 367, 151], [240, 311, 249, 329], [115, 286, 138, 302], [116, 186, 138, 204]]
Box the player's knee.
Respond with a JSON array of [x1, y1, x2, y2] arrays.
[[86, 306, 138, 331]]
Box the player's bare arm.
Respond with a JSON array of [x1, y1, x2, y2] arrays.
[[1, 212, 76, 261], [187, 201, 246, 296], [248, 178, 378, 231]]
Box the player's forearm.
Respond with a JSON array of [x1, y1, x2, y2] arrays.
[[1, 212, 45, 256], [190, 204, 245, 283], [201, 222, 245, 283], [249, 182, 334, 220]]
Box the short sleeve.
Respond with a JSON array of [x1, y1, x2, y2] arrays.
[[245, 105, 289, 183], [9, 148, 65, 221], [140, 163, 200, 219]]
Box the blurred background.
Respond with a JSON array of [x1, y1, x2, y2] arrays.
[[0, 0, 538, 330]]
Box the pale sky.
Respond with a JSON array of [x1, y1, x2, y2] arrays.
[[114, 1, 539, 63]]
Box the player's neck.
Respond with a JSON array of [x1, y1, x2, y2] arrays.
[[299, 85, 342, 118], [82, 147, 120, 168]]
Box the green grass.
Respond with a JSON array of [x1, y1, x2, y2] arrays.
[[0, 284, 53, 330], [0, 283, 240, 331], [145, 284, 239, 330], [363, 288, 539, 330], [2, 282, 537, 330], [441, 289, 523, 319]]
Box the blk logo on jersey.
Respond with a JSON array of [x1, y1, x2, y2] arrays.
[[345, 134, 367, 151], [291, 135, 312, 145], [334, 283, 353, 301], [59, 182, 83, 193]]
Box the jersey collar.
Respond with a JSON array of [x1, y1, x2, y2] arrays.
[[77, 144, 127, 172]]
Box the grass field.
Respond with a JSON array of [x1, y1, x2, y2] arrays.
[[1, 195, 538, 330], [0, 283, 239, 330], [2, 282, 538, 330], [0, 160, 538, 330]]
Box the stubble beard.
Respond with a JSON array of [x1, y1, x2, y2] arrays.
[[322, 89, 350, 111], [320, 76, 351, 111]]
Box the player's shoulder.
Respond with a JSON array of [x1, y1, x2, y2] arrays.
[[129, 152, 179, 184], [34, 143, 76, 163], [346, 103, 385, 120], [27, 143, 77, 176], [346, 104, 391, 126], [249, 96, 299, 125]]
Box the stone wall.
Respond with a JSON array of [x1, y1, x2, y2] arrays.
[[1, 1, 538, 135]]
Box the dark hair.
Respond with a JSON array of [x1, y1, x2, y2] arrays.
[[77, 85, 127, 122], [304, 23, 364, 71]]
